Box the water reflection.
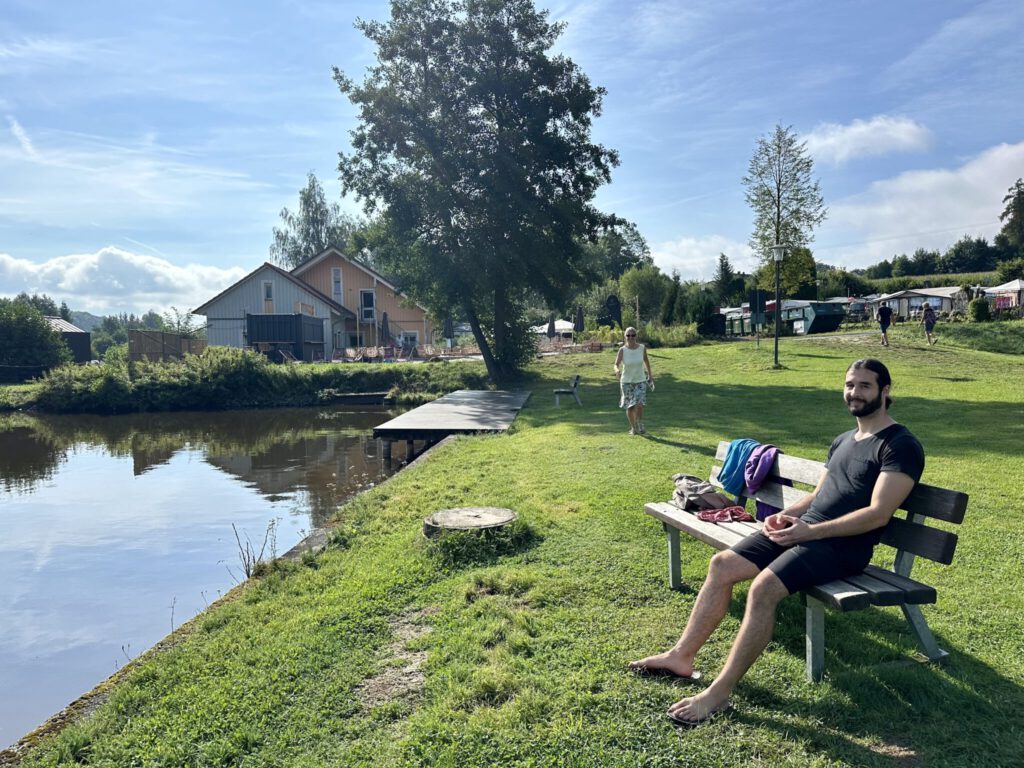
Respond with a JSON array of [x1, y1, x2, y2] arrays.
[[0, 406, 408, 750]]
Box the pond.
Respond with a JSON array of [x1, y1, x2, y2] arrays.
[[0, 406, 410, 750]]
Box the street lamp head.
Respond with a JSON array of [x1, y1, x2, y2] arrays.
[[772, 244, 787, 262]]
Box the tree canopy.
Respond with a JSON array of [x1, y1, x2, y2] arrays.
[[335, 0, 618, 381], [0, 299, 71, 376], [742, 125, 827, 263], [999, 178, 1024, 258], [270, 172, 362, 269]]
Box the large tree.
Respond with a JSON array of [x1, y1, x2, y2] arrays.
[[742, 124, 827, 263], [335, 0, 618, 382], [270, 172, 362, 269]]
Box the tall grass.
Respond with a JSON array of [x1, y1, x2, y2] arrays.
[[13, 338, 1024, 767]]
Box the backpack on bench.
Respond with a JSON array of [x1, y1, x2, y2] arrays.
[[671, 474, 734, 511]]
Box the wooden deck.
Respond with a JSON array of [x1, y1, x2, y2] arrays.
[[373, 389, 531, 442]]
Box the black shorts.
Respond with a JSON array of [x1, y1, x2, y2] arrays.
[[730, 531, 873, 594]]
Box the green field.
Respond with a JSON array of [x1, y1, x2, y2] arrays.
[[14, 335, 1024, 767]]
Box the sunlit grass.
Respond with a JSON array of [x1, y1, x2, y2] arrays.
[[16, 337, 1024, 767]]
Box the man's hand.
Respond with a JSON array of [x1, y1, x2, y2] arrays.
[[763, 514, 818, 545]]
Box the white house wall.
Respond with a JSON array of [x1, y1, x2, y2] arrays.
[[199, 267, 337, 349]]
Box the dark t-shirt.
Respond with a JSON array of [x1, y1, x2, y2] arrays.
[[877, 306, 893, 325], [800, 424, 925, 548]]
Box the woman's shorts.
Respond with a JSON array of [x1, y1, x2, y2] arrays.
[[619, 380, 647, 409], [730, 531, 872, 594]]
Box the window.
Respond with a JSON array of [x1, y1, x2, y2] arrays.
[[360, 289, 376, 322], [400, 330, 419, 348], [332, 268, 343, 303], [262, 281, 274, 312]]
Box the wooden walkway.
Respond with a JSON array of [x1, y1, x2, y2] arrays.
[[373, 389, 531, 443]]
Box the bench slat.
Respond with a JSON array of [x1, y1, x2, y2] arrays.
[[644, 503, 744, 551], [803, 579, 872, 612], [861, 565, 936, 604], [879, 516, 958, 564], [841, 571, 907, 606]]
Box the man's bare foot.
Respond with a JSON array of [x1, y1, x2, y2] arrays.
[[627, 651, 700, 680], [666, 688, 732, 725]]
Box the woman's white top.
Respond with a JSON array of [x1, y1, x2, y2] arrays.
[[620, 344, 647, 383]]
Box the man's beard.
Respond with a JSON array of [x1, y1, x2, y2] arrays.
[[846, 392, 883, 417]]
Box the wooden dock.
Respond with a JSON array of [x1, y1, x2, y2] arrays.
[[373, 389, 531, 448]]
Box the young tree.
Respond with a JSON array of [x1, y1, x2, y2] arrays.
[[619, 264, 669, 326], [742, 124, 827, 263], [270, 172, 362, 269], [335, 0, 619, 382], [998, 178, 1024, 258]]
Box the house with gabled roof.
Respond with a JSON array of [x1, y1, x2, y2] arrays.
[[192, 249, 433, 360], [291, 246, 433, 351]]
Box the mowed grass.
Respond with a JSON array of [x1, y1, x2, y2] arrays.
[[17, 336, 1024, 767]]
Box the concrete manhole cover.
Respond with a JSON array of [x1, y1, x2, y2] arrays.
[[423, 506, 517, 537]]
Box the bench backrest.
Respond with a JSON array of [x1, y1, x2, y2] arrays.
[[710, 440, 968, 568], [569, 374, 581, 389]]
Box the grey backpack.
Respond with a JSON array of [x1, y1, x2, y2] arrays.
[[671, 474, 734, 511]]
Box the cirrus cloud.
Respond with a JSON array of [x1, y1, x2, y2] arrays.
[[805, 115, 931, 165], [0, 247, 246, 316]]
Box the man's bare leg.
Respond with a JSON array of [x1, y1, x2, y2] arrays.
[[667, 569, 789, 722], [629, 551, 759, 678]]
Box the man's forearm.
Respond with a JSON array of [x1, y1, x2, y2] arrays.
[[806, 506, 893, 539]]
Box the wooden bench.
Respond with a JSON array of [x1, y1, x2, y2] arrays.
[[554, 374, 581, 407], [644, 440, 968, 681]]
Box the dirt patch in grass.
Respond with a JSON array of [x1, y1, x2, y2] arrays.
[[356, 607, 437, 710]]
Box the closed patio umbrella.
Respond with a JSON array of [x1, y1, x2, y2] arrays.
[[380, 311, 391, 345], [546, 314, 556, 339], [573, 305, 584, 333], [443, 316, 454, 342]]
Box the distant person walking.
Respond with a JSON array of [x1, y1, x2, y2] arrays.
[[921, 303, 937, 345], [876, 302, 893, 347], [614, 327, 653, 435]]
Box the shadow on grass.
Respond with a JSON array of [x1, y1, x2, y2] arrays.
[[711, 590, 1024, 766]]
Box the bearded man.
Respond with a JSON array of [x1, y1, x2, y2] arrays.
[[629, 358, 924, 725]]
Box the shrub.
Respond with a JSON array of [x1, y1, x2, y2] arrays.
[[968, 297, 992, 322]]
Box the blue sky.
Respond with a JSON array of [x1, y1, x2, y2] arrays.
[[2, 0, 1023, 315]]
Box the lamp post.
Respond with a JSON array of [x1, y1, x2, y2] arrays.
[[772, 243, 787, 368]]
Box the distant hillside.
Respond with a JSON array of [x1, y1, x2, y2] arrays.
[[70, 311, 104, 332]]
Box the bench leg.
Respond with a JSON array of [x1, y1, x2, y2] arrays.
[[805, 596, 825, 682], [554, 393, 560, 407], [901, 604, 950, 663], [572, 390, 581, 406], [663, 523, 682, 590]]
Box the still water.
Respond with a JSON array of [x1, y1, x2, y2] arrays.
[[0, 406, 409, 749]]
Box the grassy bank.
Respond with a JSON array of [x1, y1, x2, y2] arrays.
[[21, 347, 489, 414], [11, 336, 1024, 767]]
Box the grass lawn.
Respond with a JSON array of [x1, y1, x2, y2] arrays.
[[13, 335, 1024, 767]]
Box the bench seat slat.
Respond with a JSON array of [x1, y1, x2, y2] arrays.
[[861, 565, 936, 604], [841, 572, 907, 606], [644, 503, 744, 551], [803, 579, 872, 612]]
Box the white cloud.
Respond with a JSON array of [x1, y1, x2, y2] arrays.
[[805, 116, 931, 165], [651, 235, 756, 280], [817, 141, 1024, 266], [0, 247, 247, 315], [6, 115, 38, 158]]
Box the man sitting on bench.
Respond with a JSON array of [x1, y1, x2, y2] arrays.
[[629, 358, 925, 725]]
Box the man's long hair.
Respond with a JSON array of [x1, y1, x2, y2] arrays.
[[848, 358, 893, 408]]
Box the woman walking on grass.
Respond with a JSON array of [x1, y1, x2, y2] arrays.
[[614, 327, 653, 435], [921, 303, 937, 345]]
